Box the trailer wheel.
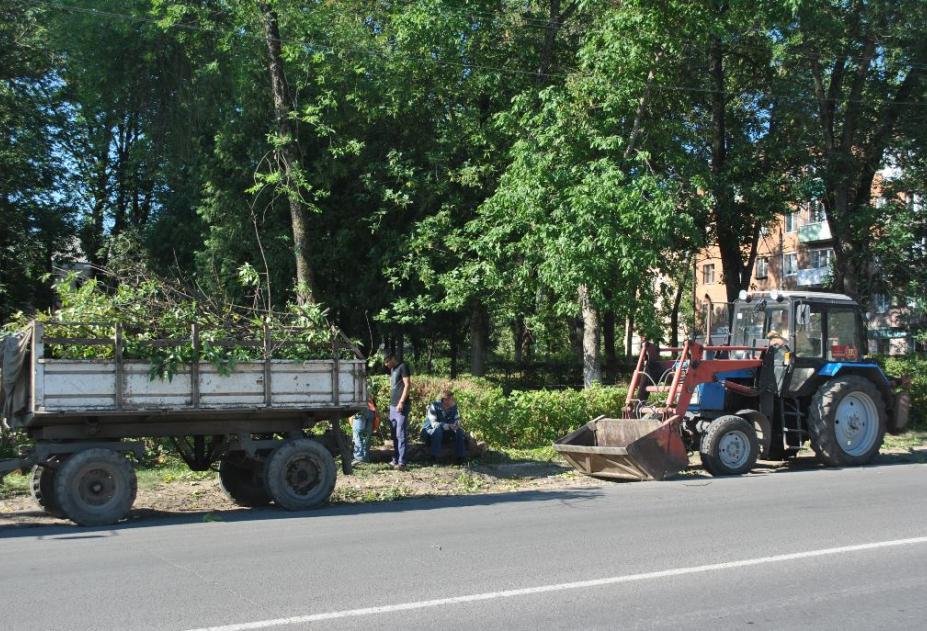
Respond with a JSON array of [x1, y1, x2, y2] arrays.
[[699, 415, 759, 476], [808, 375, 886, 467], [31, 462, 65, 519], [264, 439, 336, 511], [53, 449, 137, 526], [218, 456, 271, 507]]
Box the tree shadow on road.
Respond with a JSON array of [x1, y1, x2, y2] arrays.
[[0, 486, 605, 539]]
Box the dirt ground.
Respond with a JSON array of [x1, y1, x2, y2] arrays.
[[2, 439, 925, 530], [0, 456, 604, 529]]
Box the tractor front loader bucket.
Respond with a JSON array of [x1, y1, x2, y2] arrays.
[[553, 416, 689, 481]]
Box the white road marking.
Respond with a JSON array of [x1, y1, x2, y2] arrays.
[[185, 535, 927, 631]]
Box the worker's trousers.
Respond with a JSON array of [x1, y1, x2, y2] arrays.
[[389, 405, 408, 466]]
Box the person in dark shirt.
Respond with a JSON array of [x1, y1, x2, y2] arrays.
[[421, 387, 467, 463], [384, 353, 411, 469]]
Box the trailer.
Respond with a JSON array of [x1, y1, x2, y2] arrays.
[[555, 291, 911, 481], [0, 321, 367, 525]]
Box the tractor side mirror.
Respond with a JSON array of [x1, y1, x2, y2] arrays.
[[796, 303, 811, 328]]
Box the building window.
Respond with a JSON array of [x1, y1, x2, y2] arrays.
[[785, 212, 798, 233], [755, 257, 768, 279], [809, 200, 826, 224], [702, 264, 715, 285], [809, 248, 833, 269], [874, 294, 891, 315], [783, 253, 798, 276]]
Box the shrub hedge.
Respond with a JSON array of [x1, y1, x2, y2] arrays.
[[369, 356, 927, 449], [368, 374, 628, 449], [879, 355, 927, 430]]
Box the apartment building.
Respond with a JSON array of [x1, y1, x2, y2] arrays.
[[697, 200, 833, 300], [694, 196, 916, 355]]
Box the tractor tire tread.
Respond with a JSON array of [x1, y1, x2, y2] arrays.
[[808, 375, 886, 467]]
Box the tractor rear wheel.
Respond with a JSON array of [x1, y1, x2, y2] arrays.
[[808, 375, 886, 466], [218, 455, 271, 507], [699, 415, 759, 476]]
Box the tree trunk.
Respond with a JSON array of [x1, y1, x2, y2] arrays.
[[670, 279, 685, 348], [578, 284, 601, 387], [569, 316, 583, 366], [537, 0, 561, 82], [85, 151, 110, 268], [602, 309, 616, 383], [469, 301, 488, 376], [625, 311, 635, 358], [395, 331, 405, 362], [449, 326, 459, 379], [258, 2, 316, 304]]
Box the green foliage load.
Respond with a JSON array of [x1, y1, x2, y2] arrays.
[[4, 270, 356, 381], [368, 374, 628, 449]]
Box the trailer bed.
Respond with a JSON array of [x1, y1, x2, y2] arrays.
[[32, 358, 365, 418]]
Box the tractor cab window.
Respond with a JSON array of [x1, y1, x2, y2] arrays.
[[766, 307, 789, 341], [827, 308, 862, 361], [698, 302, 732, 345], [732, 305, 765, 348], [794, 303, 823, 357]]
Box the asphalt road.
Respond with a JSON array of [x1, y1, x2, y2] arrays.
[[2, 461, 926, 631]]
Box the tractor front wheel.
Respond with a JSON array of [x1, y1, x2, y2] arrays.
[[699, 415, 759, 476], [808, 375, 886, 467]]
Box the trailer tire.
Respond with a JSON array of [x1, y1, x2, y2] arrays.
[[699, 415, 759, 476], [808, 375, 886, 467], [218, 456, 271, 507], [53, 449, 137, 526], [31, 462, 65, 519], [264, 439, 336, 511]]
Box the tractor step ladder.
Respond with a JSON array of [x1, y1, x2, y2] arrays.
[[780, 397, 806, 447]]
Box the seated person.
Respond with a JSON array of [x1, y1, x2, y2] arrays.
[[766, 329, 787, 348], [420, 388, 467, 463]]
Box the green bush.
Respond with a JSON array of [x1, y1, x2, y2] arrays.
[[368, 373, 627, 448], [880, 355, 927, 430]]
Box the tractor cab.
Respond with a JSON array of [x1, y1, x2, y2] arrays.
[[696, 291, 875, 413], [729, 290, 866, 363]]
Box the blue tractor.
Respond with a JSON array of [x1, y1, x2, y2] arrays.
[[685, 290, 910, 474], [555, 291, 911, 480]]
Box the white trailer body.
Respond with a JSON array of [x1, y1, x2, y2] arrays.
[[1, 321, 368, 526]]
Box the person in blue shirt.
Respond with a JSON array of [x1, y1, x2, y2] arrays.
[[420, 388, 467, 463], [351, 398, 380, 465]]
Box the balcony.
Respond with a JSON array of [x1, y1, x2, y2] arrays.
[[797, 267, 831, 287], [798, 221, 832, 243]]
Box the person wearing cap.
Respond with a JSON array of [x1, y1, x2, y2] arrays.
[[421, 388, 467, 463], [766, 329, 787, 347]]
